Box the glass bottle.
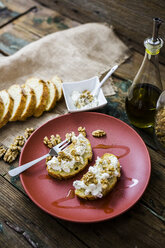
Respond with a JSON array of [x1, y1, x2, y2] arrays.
[[125, 18, 163, 128]]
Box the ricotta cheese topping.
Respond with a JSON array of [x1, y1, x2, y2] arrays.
[[47, 133, 89, 173], [71, 90, 98, 109], [73, 155, 120, 198]]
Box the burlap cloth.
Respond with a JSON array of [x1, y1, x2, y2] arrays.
[[0, 23, 130, 146]]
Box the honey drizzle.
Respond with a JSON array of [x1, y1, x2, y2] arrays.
[[52, 189, 114, 213], [93, 144, 130, 158]]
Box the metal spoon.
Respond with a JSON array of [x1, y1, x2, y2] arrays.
[[91, 64, 118, 97]]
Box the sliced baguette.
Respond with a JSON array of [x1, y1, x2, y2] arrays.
[[45, 80, 57, 111], [73, 153, 121, 200], [18, 84, 36, 121], [26, 78, 49, 117], [46, 134, 92, 180], [50, 75, 63, 101], [0, 90, 14, 128], [8, 84, 26, 122], [0, 97, 4, 121]]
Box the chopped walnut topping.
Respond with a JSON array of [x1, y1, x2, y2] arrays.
[[3, 144, 21, 163], [82, 172, 98, 185], [70, 149, 76, 156], [13, 136, 25, 147], [58, 151, 71, 161], [75, 155, 81, 162], [65, 132, 75, 142], [43, 134, 61, 148], [92, 129, 106, 137], [101, 178, 109, 189], [24, 128, 35, 139], [0, 145, 7, 158], [75, 90, 94, 109], [46, 156, 52, 163], [78, 127, 86, 137]]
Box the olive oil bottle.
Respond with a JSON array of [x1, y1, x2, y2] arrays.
[[125, 18, 163, 128]]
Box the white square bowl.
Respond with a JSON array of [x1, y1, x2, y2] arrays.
[[62, 76, 107, 113]]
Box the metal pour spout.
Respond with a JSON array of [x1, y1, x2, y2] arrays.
[[152, 18, 163, 42]]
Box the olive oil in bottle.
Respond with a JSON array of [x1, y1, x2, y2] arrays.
[[125, 18, 163, 128], [125, 83, 161, 128]]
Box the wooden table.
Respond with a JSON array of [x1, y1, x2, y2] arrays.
[[0, 1, 165, 247]]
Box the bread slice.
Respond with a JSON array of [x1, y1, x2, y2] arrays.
[[45, 81, 57, 111], [26, 78, 49, 117], [73, 153, 121, 200], [46, 133, 92, 180], [18, 84, 36, 121], [8, 84, 27, 122], [0, 90, 14, 128], [0, 97, 4, 121], [50, 75, 63, 101]]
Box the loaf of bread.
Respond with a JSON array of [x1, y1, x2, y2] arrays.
[[46, 133, 92, 180], [73, 153, 121, 200], [8, 84, 26, 122], [18, 84, 36, 121], [50, 75, 63, 101], [0, 90, 14, 128], [0, 75, 63, 128], [26, 78, 49, 117], [0, 97, 4, 122]]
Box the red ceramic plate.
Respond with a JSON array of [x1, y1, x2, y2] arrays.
[[20, 112, 151, 222]]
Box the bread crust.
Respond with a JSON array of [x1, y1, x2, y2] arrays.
[[45, 81, 57, 111], [0, 97, 4, 121], [8, 84, 27, 122], [26, 78, 49, 117], [75, 153, 121, 200], [33, 80, 49, 117], [0, 90, 14, 128], [18, 84, 36, 121], [50, 75, 63, 101]]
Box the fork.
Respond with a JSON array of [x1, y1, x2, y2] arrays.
[[8, 139, 70, 177]]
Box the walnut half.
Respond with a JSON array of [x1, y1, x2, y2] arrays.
[[92, 129, 106, 137], [3, 144, 21, 163], [0, 145, 7, 158], [24, 128, 35, 139]]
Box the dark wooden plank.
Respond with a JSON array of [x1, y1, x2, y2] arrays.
[[141, 147, 165, 219], [0, 0, 79, 55], [0, 175, 87, 248], [58, 202, 165, 248], [36, 0, 165, 64], [0, 1, 19, 27], [0, 24, 39, 55], [14, 3, 79, 37], [0, 0, 37, 28]]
